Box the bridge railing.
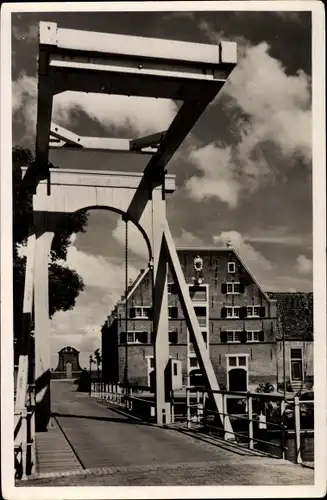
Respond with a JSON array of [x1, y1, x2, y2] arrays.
[[184, 386, 288, 460], [90, 382, 155, 420], [14, 387, 36, 480]]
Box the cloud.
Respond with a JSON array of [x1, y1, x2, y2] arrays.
[[296, 254, 312, 274], [185, 39, 311, 206], [112, 219, 149, 260], [212, 230, 273, 278], [174, 228, 204, 247], [244, 227, 310, 247], [12, 73, 177, 144]]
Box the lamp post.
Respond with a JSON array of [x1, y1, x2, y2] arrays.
[[89, 355, 95, 396]]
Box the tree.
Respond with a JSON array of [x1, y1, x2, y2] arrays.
[[13, 146, 89, 346], [94, 348, 102, 382]]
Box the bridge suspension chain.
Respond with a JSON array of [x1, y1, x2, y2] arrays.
[[124, 215, 129, 393]]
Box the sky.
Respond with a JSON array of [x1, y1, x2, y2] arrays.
[[11, 7, 313, 368]]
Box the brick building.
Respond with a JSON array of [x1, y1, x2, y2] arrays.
[[102, 247, 279, 392], [51, 346, 82, 380], [269, 292, 314, 393]]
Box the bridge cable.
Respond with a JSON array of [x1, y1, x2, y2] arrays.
[[124, 216, 129, 395]]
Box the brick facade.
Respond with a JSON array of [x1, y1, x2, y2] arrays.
[[102, 248, 283, 391]]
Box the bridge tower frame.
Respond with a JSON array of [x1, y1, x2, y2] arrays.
[[16, 22, 238, 438]]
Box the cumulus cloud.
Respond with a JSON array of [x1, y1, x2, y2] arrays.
[[213, 230, 273, 278], [186, 39, 311, 206], [112, 219, 149, 260], [174, 228, 204, 247], [296, 254, 312, 274], [12, 73, 177, 144]]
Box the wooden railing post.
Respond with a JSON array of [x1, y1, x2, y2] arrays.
[[222, 393, 227, 440], [187, 388, 191, 429], [294, 397, 302, 464], [248, 394, 254, 450]]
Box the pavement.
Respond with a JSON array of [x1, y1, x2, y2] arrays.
[[19, 380, 314, 486]]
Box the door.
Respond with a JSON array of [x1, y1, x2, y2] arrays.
[[228, 368, 247, 391], [291, 360, 303, 381], [66, 362, 72, 379]]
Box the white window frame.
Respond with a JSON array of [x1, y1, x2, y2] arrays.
[[225, 354, 249, 391], [246, 306, 261, 318], [226, 330, 242, 343], [289, 347, 304, 383], [132, 306, 151, 318], [247, 330, 261, 342], [226, 306, 240, 318], [226, 282, 241, 294], [228, 262, 236, 274], [122, 330, 148, 344]]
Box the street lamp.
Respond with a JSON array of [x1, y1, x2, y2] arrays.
[[89, 355, 95, 396]]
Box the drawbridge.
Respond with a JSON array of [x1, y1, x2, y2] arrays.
[[14, 21, 237, 478]]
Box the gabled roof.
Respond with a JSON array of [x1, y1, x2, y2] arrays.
[[268, 292, 313, 340], [176, 246, 274, 303]]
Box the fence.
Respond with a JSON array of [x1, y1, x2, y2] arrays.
[[14, 387, 36, 480], [89, 383, 313, 464], [90, 382, 155, 421]]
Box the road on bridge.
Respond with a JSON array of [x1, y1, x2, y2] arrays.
[[28, 380, 314, 486]]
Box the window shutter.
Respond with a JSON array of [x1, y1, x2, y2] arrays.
[[141, 331, 148, 343], [239, 307, 247, 319], [260, 306, 265, 318], [120, 332, 127, 344], [221, 307, 227, 318], [147, 307, 153, 320], [221, 283, 227, 294], [169, 331, 178, 344], [240, 331, 247, 344], [221, 331, 227, 343], [239, 283, 245, 294], [129, 307, 135, 318], [151, 332, 155, 344], [171, 307, 178, 319], [259, 331, 265, 342]]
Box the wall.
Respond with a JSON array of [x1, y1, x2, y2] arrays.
[[276, 340, 313, 390]]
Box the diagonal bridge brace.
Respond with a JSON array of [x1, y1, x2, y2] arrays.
[[22, 21, 237, 194]]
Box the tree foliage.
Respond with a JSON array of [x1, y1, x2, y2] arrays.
[[13, 146, 89, 341]]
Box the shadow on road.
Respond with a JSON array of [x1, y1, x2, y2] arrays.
[[51, 412, 154, 427]]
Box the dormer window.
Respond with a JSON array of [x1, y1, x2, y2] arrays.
[[228, 262, 236, 274]]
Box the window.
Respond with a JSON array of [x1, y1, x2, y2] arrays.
[[222, 306, 240, 318], [229, 356, 237, 367], [120, 331, 148, 344], [227, 355, 248, 368], [226, 330, 242, 343], [228, 262, 236, 273], [150, 357, 155, 369], [290, 348, 303, 382], [169, 331, 178, 344], [168, 306, 178, 319], [247, 306, 265, 318], [194, 306, 207, 327], [129, 307, 152, 319], [190, 357, 198, 368], [226, 282, 241, 294], [238, 356, 246, 366], [173, 362, 178, 376], [202, 331, 207, 344], [189, 285, 207, 302], [247, 331, 264, 342]]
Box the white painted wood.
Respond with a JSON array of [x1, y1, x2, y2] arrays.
[[150, 189, 171, 425], [15, 233, 36, 414], [33, 211, 54, 431], [163, 221, 234, 439], [49, 123, 158, 154], [53, 23, 224, 65]]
